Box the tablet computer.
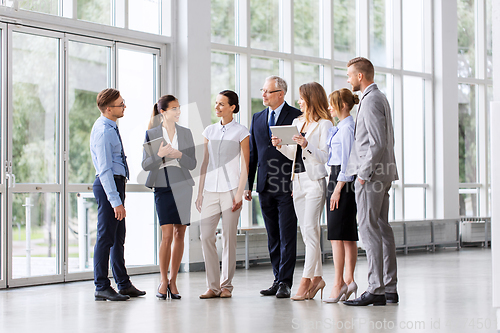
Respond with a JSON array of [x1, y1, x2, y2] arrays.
[[143, 137, 166, 156], [270, 125, 300, 145]]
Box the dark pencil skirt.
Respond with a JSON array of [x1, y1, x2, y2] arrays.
[[154, 166, 192, 226], [326, 165, 358, 241]]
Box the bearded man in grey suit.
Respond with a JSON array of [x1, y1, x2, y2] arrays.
[[343, 57, 399, 306]]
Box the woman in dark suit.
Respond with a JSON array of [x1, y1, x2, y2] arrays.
[[142, 95, 196, 300]]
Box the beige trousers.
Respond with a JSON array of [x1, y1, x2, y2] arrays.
[[292, 173, 326, 279], [200, 189, 241, 293]]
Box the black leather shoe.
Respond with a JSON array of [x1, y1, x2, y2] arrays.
[[275, 282, 291, 298], [95, 287, 130, 301], [386, 292, 399, 303], [260, 281, 280, 296], [343, 291, 386, 306], [119, 284, 146, 297]]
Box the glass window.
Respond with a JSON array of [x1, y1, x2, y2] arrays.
[[12, 193, 59, 278], [252, 196, 264, 226], [486, 0, 492, 79], [250, 57, 279, 115], [12, 32, 59, 184], [459, 189, 478, 216], [458, 83, 477, 183], [123, 192, 156, 266], [19, 0, 58, 15], [117, 47, 158, 185], [129, 0, 160, 35], [369, 0, 389, 67], [250, 0, 280, 51], [211, 0, 236, 45], [333, 68, 358, 118], [333, 0, 356, 62], [403, 76, 424, 184], [457, 0, 475, 78], [77, 0, 112, 26], [68, 192, 97, 273], [404, 188, 425, 220], [68, 41, 111, 184], [403, 0, 423, 72], [294, 62, 320, 108], [294, 0, 320, 57], [334, 67, 350, 90], [488, 85, 492, 189], [211, 51, 236, 123]]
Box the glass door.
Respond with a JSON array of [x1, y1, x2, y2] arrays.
[[116, 43, 160, 272], [65, 36, 113, 280], [0, 23, 6, 289], [7, 27, 64, 286]]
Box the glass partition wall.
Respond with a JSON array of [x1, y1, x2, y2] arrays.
[[1, 23, 165, 287]]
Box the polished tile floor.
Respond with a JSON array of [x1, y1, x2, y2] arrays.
[[0, 247, 497, 333]]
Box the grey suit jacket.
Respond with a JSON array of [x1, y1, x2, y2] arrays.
[[141, 124, 196, 188], [346, 84, 398, 182]]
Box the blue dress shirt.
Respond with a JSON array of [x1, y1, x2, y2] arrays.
[[327, 115, 355, 182], [268, 101, 285, 124], [90, 116, 128, 208]]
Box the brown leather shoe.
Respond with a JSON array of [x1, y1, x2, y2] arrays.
[[220, 289, 232, 298], [199, 289, 220, 299]]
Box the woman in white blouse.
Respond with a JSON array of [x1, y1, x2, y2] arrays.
[[272, 82, 333, 300], [196, 90, 250, 299]]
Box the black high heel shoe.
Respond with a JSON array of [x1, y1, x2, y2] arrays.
[[156, 284, 168, 300], [168, 284, 181, 300]]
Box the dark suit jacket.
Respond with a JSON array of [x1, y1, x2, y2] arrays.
[[142, 124, 196, 188], [248, 102, 302, 193]]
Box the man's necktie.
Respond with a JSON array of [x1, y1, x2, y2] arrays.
[[114, 126, 130, 179], [268, 110, 276, 138]]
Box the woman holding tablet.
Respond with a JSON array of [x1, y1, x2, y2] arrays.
[[196, 90, 250, 299], [142, 95, 196, 300], [323, 88, 359, 303], [272, 82, 333, 300]]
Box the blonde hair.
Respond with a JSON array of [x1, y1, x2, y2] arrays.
[[298, 82, 333, 124], [329, 88, 360, 117]]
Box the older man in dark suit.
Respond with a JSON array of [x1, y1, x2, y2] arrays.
[[244, 76, 302, 298]]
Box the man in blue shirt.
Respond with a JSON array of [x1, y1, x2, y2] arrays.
[[90, 88, 145, 301]]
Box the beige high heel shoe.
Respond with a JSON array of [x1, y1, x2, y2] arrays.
[[323, 283, 347, 303], [308, 279, 326, 299], [291, 290, 310, 301], [340, 281, 358, 301]]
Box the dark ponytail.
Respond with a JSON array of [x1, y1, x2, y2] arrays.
[[148, 95, 178, 129], [219, 90, 240, 114]]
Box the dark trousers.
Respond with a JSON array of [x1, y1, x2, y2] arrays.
[[93, 176, 131, 291], [259, 190, 297, 287]]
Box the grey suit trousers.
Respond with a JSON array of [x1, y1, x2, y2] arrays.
[[355, 180, 397, 295]]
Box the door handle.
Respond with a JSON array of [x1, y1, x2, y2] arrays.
[[11, 173, 16, 188], [5, 174, 10, 188]]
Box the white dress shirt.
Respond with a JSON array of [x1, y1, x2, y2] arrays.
[[160, 126, 181, 169]]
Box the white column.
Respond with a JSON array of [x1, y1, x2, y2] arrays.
[[175, 0, 212, 271], [490, 0, 500, 324], [432, 0, 459, 219]]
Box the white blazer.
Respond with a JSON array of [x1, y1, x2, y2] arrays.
[[277, 117, 333, 181]]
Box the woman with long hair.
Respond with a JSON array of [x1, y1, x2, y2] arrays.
[[196, 90, 250, 299], [323, 88, 359, 303], [272, 82, 333, 300], [142, 95, 196, 300]]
